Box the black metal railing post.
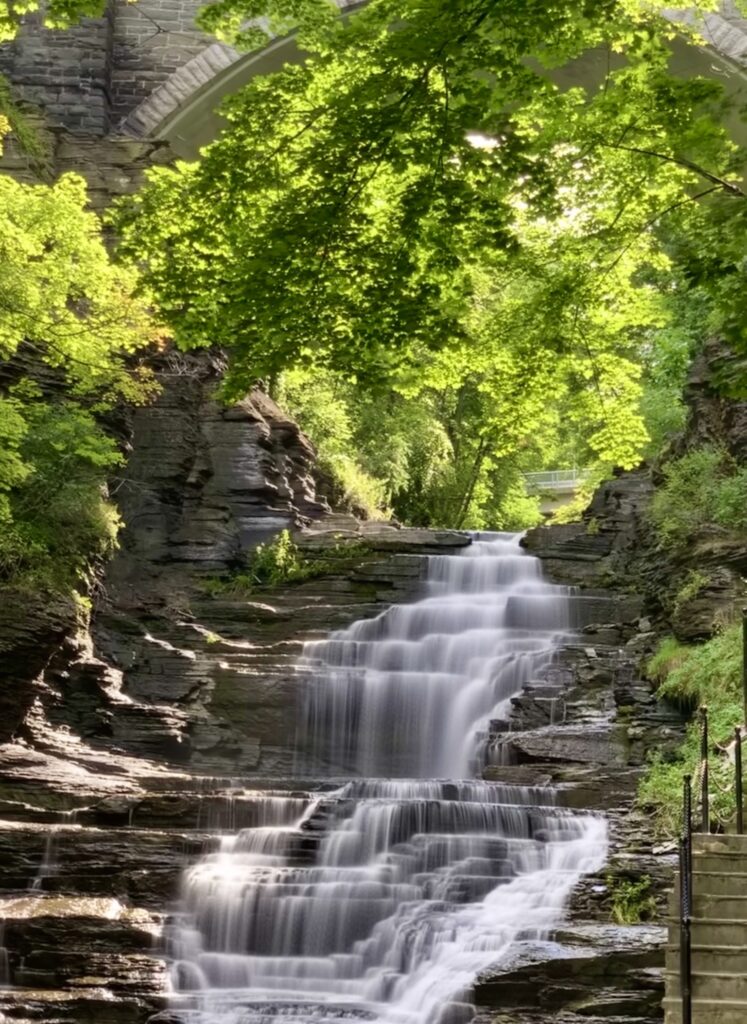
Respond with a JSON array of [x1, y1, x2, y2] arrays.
[[737, 726, 744, 836], [683, 772, 693, 890], [743, 608, 747, 727], [700, 705, 709, 834], [680, 774, 693, 1024]]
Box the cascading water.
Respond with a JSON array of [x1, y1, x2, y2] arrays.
[[169, 534, 608, 1023]]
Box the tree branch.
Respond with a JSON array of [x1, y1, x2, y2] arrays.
[[604, 143, 746, 197]]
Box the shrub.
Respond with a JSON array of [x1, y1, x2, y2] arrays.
[[638, 627, 743, 836], [319, 453, 389, 520], [0, 402, 122, 591], [646, 636, 689, 685], [650, 447, 747, 549], [608, 874, 657, 924], [672, 569, 709, 617]]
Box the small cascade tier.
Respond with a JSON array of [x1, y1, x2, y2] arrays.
[[169, 534, 608, 1024]]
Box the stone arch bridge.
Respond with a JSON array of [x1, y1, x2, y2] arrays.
[[1, 0, 747, 166]]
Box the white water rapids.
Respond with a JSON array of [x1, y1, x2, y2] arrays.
[[168, 534, 608, 1023]]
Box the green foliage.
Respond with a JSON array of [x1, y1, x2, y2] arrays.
[[608, 874, 657, 925], [639, 384, 687, 459], [649, 447, 747, 549], [203, 531, 376, 595], [0, 74, 50, 162], [321, 454, 389, 519], [490, 477, 543, 532], [277, 364, 550, 530], [116, 0, 747, 482], [0, 0, 105, 41], [275, 369, 389, 517], [0, 128, 157, 591], [0, 402, 122, 588], [656, 626, 742, 707], [646, 636, 689, 684], [673, 569, 709, 616], [550, 491, 592, 526], [549, 465, 609, 525], [196, 0, 339, 50], [639, 627, 743, 835], [248, 530, 315, 587]]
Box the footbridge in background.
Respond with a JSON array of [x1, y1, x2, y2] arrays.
[[523, 470, 592, 495]]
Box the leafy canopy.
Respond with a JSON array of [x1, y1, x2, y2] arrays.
[[116, 0, 746, 500]]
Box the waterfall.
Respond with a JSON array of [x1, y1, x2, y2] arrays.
[[169, 533, 608, 1023]]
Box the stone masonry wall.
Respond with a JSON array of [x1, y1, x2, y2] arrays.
[[0, 0, 212, 134], [0, 121, 173, 210], [0, 7, 115, 133], [108, 0, 211, 126]]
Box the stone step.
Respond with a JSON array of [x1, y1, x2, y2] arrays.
[[666, 944, 747, 974], [693, 834, 747, 856], [665, 968, 747, 1000], [671, 918, 747, 946], [672, 869, 747, 898], [663, 995, 747, 1024], [690, 851, 747, 874], [692, 870, 747, 896], [693, 894, 747, 920]]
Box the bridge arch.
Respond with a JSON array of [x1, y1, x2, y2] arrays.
[[121, 0, 362, 156], [127, 2, 747, 159]]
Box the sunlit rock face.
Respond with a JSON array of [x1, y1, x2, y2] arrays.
[[166, 535, 608, 1024], [103, 351, 329, 606]]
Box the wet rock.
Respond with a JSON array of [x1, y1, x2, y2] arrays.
[[474, 924, 665, 1015]]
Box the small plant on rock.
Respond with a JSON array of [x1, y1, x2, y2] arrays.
[[608, 874, 657, 924], [672, 570, 709, 617], [202, 532, 379, 597]]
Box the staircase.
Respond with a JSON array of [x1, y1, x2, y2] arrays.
[[665, 833, 747, 1023]]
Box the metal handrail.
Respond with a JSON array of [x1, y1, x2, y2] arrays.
[[675, 615, 747, 1019], [736, 726, 743, 836], [680, 775, 693, 1024], [700, 706, 709, 835]]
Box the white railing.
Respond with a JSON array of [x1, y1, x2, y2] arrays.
[[523, 469, 591, 492]]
